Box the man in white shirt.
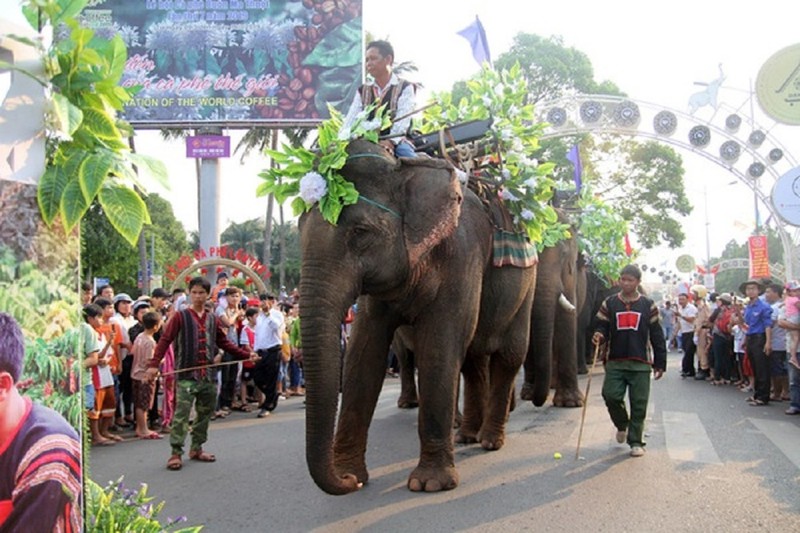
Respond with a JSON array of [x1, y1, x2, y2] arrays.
[[252, 293, 285, 418], [342, 40, 417, 158], [676, 293, 698, 377]]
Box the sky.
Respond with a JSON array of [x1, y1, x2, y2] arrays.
[[5, 0, 800, 282]]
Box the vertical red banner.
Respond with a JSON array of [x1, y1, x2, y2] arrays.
[[748, 235, 770, 278]]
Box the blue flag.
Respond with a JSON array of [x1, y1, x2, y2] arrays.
[[457, 16, 491, 67], [566, 144, 583, 192]]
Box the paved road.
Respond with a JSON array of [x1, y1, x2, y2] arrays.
[[90, 351, 800, 532]]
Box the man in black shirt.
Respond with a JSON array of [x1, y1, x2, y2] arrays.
[[593, 265, 667, 457]]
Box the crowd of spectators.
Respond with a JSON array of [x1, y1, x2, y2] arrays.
[[80, 273, 304, 449], [659, 278, 800, 414]]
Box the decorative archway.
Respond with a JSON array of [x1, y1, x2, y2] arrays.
[[169, 257, 269, 295], [535, 94, 799, 279]]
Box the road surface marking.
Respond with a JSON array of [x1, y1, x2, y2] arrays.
[[748, 417, 800, 471], [662, 410, 721, 464]]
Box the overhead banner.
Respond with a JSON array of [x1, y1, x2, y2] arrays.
[[748, 235, 771, 279], [82, 0, 363, 126]]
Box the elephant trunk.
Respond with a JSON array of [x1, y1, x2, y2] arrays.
[[299, 265, 360, 495]]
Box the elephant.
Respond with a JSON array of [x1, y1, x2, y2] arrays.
[[392, 325, 418, 409], [298, 139, 537, 495], [520, 221, 585, 408]]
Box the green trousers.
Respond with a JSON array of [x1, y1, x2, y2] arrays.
[[170, 379, 216, 456], [601, 362, 652, 447]]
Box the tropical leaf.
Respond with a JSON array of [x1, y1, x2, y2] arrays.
[[127, 152, 169, 189], [37, 165, 68, 225], [51, 93, 84, 136], [60, 177, 90, 231], [79, 151, 114, 201], [98, 185, 147, 246], [82, 107, 120, 141]]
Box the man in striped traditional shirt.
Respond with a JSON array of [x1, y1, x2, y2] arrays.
[[0, 313, 82, 532]]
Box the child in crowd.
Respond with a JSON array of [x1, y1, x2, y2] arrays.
[[131, 311, 163, 439], [784, 281, 800, 369], [238, 307, 261, 410], [84, 304, 120, 445], [731, 302, 750, 391]]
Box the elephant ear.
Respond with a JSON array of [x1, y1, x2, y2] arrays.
[[401, 158, 463, 269]]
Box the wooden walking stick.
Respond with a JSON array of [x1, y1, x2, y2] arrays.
[[158, 359, 243, 378], [575, 341, 602, 460]]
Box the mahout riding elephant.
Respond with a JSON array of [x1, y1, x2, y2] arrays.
[[298, 139, 537, 495], [520, 220, 585, 407]]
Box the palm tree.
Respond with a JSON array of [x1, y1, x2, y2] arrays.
[[221, 218, 265, 257]]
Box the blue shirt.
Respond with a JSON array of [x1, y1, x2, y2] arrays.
[[744, 298, 772, 335]]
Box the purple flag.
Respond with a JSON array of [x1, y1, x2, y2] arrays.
[[566, 144, 583, 192], [457, 16, 491, 67]]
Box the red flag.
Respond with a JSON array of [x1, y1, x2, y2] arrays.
[[624, 233, 633, 257]]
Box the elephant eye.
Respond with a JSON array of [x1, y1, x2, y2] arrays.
[[349, 224, 375, 250]]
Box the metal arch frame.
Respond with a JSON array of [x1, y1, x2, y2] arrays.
[[536, 94, 799, 279], [169, 257, 269, 296]]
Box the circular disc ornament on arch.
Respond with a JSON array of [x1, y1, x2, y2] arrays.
[[771, 166, 800, 226], [675, 254, 696, 273], [756, 43, 800, 125]]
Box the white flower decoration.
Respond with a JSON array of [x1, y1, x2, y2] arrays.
[[482, 94, 492, 107], [520, 208, 534, 220], [337, 125, 352, 141], [494, 83, 505, 96], [455, 169, 468, 184], [362, 118, 382, 131], [299, 171, 328, 205], [501, 189, 519, 201], [523, 177, 537, 188], [501, 168, 511, 180]]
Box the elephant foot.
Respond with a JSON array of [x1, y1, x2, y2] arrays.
[[397, 396, 419, 409], [408, 465, 459, 492], [477, 428, 506, 451], [520, 382, 535, 401], [552, 386, 584, 408], [454, 429, 478, 445]]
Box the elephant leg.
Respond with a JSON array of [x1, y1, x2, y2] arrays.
[[552, 304, 583, 408], [397, 348, 419, 409], [407, 322, 470, 493], [333, 315, 393, 485], [456, 354, 488, 444], [478, 317, 528, 450]]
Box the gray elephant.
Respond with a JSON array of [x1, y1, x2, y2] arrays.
[[298, 140, 536, 494], [520, 221, 585, 407]]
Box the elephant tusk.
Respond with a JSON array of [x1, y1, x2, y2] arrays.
[[558, 293, 576, 313]]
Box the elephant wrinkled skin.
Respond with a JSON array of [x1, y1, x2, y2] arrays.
[[299, 140, 536, 495]]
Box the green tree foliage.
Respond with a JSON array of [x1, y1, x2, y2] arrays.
[[488, 33, 690, 250], [591, 139, 691, 248], [219, 218, 300, 291], [7, 0, 168, 246], [221, 218, 264, 258], [495, 34, 624, 104], [81, 194, 190, 296]]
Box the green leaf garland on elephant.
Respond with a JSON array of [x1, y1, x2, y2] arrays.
[[298, 139, 536, 495]]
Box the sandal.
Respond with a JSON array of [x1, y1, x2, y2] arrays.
[[189, 449, 216, 462], [103, 434, 123, 442], [748, 399, 767, 406], [167, 454, 182, 471], [138, 432, 163, 440], [93, 439, 115, 447]]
